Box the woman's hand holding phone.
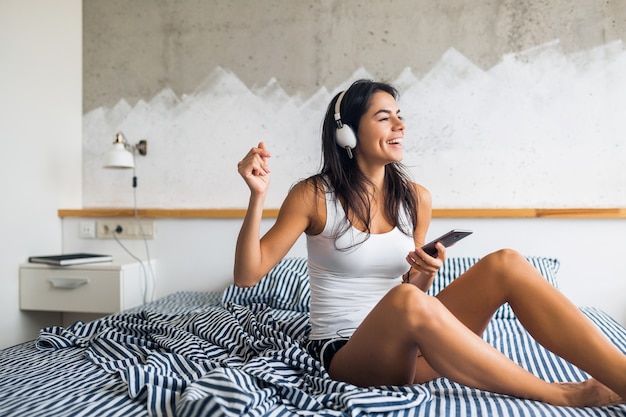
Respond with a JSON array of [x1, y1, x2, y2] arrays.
[[421, 229, 473, 257], [405, 229, 473, 279], [406, 242, 445, 276]]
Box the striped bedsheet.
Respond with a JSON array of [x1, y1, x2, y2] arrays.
[[1, 287, 626, 415]]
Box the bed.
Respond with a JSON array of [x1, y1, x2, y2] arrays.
[[1, 256, 625, 416]]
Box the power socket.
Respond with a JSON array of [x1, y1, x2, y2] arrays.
[[79, 221, 96, 239], [96, 220, 155, 239]]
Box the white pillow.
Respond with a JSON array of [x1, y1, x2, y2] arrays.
[[222, 256, 560, 320], [222, 258, 310, 312]]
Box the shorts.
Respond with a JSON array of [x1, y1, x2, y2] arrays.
[[306, 338, 349, 369]]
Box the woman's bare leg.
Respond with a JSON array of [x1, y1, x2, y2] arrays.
[[328, 283, 590, 406], [434, 249, 626, 403], [327, 250, 626, 406]]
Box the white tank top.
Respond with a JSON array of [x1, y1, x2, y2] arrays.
[[306, 187, 415, 340]]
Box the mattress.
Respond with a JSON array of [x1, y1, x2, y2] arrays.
[[0, 257, 624, 417]]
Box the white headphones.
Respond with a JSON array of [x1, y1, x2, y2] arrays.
[[333, 89, 358, 159]]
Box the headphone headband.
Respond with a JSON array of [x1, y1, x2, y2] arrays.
[[334, 90, 347, 128], [333, 89, 357, 159]]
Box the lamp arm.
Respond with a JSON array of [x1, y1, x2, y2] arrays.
[[135, 140, 148, 156], [113, 131, 147, 156]]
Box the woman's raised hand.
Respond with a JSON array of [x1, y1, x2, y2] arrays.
[[237, 141, 272, 195]]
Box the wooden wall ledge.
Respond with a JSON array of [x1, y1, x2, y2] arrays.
[[58, 208, 626, 219]]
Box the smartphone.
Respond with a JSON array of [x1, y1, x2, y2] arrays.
[[421, 229, 473, 257]]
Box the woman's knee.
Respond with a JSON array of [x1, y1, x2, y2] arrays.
[[481, 248, 526, 268], [476, 248, 538, 288], [386, 284, 445, 328]]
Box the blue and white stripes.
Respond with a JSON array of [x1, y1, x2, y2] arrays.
[[1, 258, 625, 417]]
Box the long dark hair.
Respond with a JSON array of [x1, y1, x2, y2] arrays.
[[307, 79, 418, 248]]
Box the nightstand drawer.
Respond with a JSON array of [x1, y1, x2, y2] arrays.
[[20, 261, 149, 314]]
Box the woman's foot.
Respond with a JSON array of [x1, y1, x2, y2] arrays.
[[557, 378, 623, 407]]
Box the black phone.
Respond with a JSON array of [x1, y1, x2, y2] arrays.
[[421, 229, 473, 257]]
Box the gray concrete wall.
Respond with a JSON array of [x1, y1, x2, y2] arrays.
[[83, 0, 625, 111], [82, 0, 626, 209]]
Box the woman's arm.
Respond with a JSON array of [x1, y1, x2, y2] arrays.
[[233, 143, 314, 287], [404, 184, 444, 292]]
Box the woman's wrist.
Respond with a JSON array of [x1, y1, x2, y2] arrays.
[[402, 267, 413, 283]]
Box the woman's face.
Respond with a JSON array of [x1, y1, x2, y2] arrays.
[[355, 91, 405, 166]]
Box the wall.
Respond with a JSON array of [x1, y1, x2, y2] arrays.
[[81, 1, 626, 209], [65, 1, 626, 329], [62, 216, 626, 326], [0, 0, 82, 348], [0, 0, 621, 351], [82, 0, 625, 111]]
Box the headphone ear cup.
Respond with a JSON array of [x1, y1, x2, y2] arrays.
[[335, 125, 357, 149]]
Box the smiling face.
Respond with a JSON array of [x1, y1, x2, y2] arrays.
[[355, 91, 405, 167]]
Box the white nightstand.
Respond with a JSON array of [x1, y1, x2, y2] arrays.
[[20, 260, 155, 315]]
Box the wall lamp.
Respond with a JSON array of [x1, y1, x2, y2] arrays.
[[102, 131, 148, 169]]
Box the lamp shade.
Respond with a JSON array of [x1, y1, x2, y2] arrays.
[[103, 142, 135, 168]]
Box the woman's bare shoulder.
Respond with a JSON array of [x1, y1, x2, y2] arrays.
[[287, 177, 323, 202], [410, 182, 432, 206], [285, 177, 326, 235]]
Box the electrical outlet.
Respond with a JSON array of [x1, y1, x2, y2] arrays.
[[96, 220, 155, 239], [78, 221, 96, 239]]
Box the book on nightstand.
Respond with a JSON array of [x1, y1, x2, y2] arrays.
[[28, 253, 113, 266]]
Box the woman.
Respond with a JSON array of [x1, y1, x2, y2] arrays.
[[234, 79, 625, 407]]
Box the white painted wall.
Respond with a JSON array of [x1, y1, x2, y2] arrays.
[[62, 216, 626, 327], [427, 218, 626, 326], [0, 0, 82, 348], [82, 46, 626, 210]]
